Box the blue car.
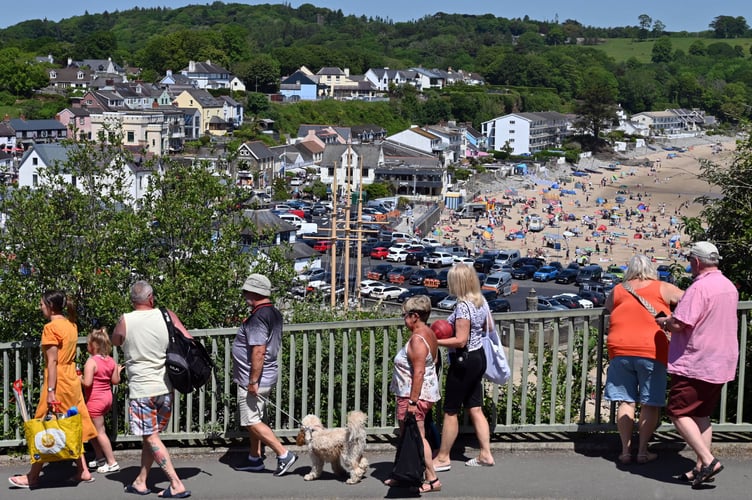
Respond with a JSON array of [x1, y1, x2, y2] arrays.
[[533, 265, 560, 282]]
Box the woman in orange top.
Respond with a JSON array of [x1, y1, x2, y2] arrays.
[[8, 291, 97, 489], [604, 255, 683, 465]]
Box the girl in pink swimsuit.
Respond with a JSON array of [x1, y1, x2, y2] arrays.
[[82, 327, 122, 474]]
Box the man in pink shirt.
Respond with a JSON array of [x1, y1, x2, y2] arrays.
[[657, 242, 738, 488]]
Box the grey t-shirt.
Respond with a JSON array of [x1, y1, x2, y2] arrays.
[[231, 304, 283, 388]]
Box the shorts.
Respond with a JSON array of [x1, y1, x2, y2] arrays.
[[86, 393, 113, 418], [666, 374, 724, 418], [238, 386, 272, 426], [604, 356, 667, 406], [129, 394, 172, 436], [396, 397, 435, 422], [443, 347, 486, 413]]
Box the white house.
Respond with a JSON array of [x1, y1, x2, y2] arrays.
[[318, 144, 382, 192], [385, 126, 443, 156], [482, 112, 570, 155], [16, 143, 159, 204]]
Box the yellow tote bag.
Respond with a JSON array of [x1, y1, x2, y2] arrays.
[[24, 414, 83, 464]]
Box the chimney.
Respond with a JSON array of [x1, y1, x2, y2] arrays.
[[189, 61, 196, 72], [344, 68, 349, 77], [166, 69, 172, 77]]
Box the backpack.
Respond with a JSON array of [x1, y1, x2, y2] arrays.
[[161, 308, 215, 394]]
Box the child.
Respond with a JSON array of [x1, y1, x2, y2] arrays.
[[82, 327, 122, 473]]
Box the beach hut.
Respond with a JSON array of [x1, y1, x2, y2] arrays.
[[444, 191, 462, 209]]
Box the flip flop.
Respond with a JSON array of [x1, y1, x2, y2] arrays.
[[159, 486, 192, 498], [8, 475, 32, 489], [465, 458, 494, 467], [125, 484, 152, 495], [433, 463, 451, 472]]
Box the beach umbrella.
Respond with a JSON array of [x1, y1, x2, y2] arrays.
[[597, 224, 607, 231], [637, 203, 647, 211]]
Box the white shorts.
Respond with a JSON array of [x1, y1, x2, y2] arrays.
[[238, 386, 272, 426]]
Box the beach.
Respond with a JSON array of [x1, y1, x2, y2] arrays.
[[434, 136, 737, 268]]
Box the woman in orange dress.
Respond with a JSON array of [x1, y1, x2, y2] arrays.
[[8, 290, 97, 489]]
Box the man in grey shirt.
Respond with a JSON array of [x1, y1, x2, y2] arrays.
[[231, 273, 297, 476]]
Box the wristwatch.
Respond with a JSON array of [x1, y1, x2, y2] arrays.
[[408, 399, 418, 406], [47, 387, 55, 392]]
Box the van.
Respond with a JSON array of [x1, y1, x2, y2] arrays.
[[528, 214, 545, 232], [278, 213, 303, 228], [576, 264, 603, 284], [438, 245, 467, 258], [390, 232, 413, 243], [482, 272, 513, 296], [494, 249, 521, 267], [453, 202, 487, 219]]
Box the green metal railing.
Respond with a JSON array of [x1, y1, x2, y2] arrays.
[[2, 304, 750, 447]]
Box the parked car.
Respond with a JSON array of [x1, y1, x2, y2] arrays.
[[370, 285, 405, 300], [513, 257, 545, 269], [481, 289, 498, 302], [555, 268, 579, 284], [453, 255, 475, 265], [537, 297, 569, 311], [657, 264, 673, 283], [387, 248, 410, 262], [410, 268, 438, 286], [512, 265, 538, 280], [387, 266, 414, 283], [405, 248, 430, 266], [533, 265, 560, 282], [577, 289, 607, 307], [555, 292, 594, 309], [425, 252, 454, 268], [313, 240, 333, 252], [370, 247, 389, 260], [600, 272, 621, 286], [397, 286, 430, 303], [420, 237, 441, 246], [359, 279, 384, 297], [473, 256, 495, 274], [293, 267, 327, 283], [487, 298, 512, 312], [550, 293, 585, 309], [437, 294, 458, 310], [427, 290, 450, 307], [311, 204, 328, 216], [606, 264, 625, 280], [366, 263, 393, 280]]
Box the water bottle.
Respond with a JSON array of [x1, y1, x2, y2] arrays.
[[66, 406, 78, 417]]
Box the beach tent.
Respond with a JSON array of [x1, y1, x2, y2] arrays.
[[637, 203, 647, 211], [596, 197, 606, 204], [634, 233, 643, 239]]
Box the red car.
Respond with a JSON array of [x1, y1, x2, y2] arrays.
[[313, 240, 333, 252], [370, 246, 389, 260]]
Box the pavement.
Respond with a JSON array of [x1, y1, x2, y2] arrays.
[[3, 438, 751, 499]]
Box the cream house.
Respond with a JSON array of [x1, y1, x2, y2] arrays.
[[173, 89, 231, 136]]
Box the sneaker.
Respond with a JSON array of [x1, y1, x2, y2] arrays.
[[274, 452, 297, 477], [235, 456, 265, 472], [88, 458, 106, 469], [96, 462, 120, 474]]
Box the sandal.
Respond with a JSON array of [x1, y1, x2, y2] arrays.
[[692, 458, 724, 488], [418, 478, 441, 493], [674, 469, 714, 483]]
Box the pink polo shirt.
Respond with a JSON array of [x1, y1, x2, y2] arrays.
[[668, 269, 739, 384]]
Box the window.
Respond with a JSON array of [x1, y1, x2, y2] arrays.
[[32, 157, 38, 166], [33, 174, 38, 187], [127, 131, 134, 142], [510, 120, 515, 124], [510, 130, 515, 134]]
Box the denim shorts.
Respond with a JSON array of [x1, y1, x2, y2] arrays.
[[604, 356, 667, 406]]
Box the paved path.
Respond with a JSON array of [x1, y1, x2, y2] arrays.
[[3, 442, 750, 499]]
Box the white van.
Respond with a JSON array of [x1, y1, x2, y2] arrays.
[[528, 214, 545, 232], [278, 213, 303, 228], [494, 249, 521, 267], [482, 272, 513, 296]]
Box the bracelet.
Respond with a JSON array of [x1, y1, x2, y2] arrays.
[[408, 399, 418, 406], [249, 380, 259, 385]]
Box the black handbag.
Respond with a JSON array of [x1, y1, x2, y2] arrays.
[[389, 412, 425, 487]]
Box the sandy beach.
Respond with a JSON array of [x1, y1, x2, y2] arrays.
[[434, 136, 737, 269]]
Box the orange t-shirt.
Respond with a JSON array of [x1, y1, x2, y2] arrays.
[[607, 280, 670, 364], [36, 317, 97, 442]]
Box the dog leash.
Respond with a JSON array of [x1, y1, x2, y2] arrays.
[[256, 393, 303, 427]]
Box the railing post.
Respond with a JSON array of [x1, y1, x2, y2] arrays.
[[526, 288, 538, 311]]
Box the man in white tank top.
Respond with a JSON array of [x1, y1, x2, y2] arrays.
[[113, 280, 191, 498]]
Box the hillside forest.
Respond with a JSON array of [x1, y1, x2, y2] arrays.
[[0, 3, 751, 136]]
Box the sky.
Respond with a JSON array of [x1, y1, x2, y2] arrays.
[[1, 1, 750, 32]]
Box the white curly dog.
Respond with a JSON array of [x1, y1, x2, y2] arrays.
[[296, 410, 369, 484]]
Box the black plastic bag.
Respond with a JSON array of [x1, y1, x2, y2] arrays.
[[388, 412, 425, 487]]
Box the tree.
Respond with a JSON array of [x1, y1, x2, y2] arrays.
[[233, 54, 281, 93], [651, 36, 673, 63], [0, 135, 291, 341], [709, 16, 749, 38], [652, 20, 666, 38], [688, 40, 707, 56], [698, 128, 752, 297], [638, 14, 652, 40], [0, 47, 49, 97], [574, 67, 618, 144]]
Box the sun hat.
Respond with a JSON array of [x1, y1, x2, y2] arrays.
[[688, 241, 722, 260], [241, 274, 272, 296]]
